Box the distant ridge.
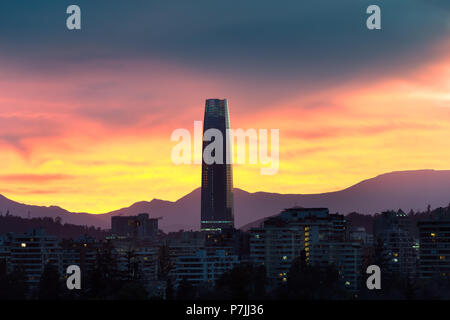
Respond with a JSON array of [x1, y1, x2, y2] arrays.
[[0, 170, 449, 232]]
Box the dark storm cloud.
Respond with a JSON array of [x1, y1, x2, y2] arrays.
[[0, 0, 448, 87]]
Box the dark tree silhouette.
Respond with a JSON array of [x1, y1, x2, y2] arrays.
[[87, 244, 122, 299], [117, 282, 148, 300], [176, 278, 195, 300], [165, 278, 174, 300], [158, 245, 172, 280], [285, 251, 348, 300], [214, 263, 268, 300], [39, 263, 62, 300]]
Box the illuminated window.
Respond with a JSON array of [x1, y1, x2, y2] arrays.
[[440, 256, 446, 260], [431, 233, 436, 237], [21, 243, 26, 248]]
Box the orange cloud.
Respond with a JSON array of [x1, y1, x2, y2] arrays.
[[0, 174, 73, 183]]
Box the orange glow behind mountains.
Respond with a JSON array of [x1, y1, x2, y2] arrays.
[[0, 50, 449, 214]]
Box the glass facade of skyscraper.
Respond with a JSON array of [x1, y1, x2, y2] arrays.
[[201, 99, 234, 232]]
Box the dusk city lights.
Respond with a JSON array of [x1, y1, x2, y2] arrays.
[[0, 0, 449, 317]]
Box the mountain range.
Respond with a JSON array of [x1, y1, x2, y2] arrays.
[[0, 170, 449, 232]]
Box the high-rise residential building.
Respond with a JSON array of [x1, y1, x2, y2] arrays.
[[418, 209, 450, 279], [163, 231, 238, 281], [60, 235, 101, 278], [111, 213, 159, 240], [163, 231, 206, 263], [350, 227, 374, 246], [4, 229, 62, 288], [114, 242, 159, 283], [201, 98, 234, 232], [0, 234, 12, 273], [249, 207, 362, 289], [373, 210, 417, 276], [309, 241, 362, 292], [349, 226, 375, 277], [174, 249, 239, 286]]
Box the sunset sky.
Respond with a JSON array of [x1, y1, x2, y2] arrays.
[[0, 0, 449, 213]]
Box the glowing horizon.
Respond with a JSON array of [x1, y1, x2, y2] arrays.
[[0, 1, 449, 214], [1, 52, 449, 213]]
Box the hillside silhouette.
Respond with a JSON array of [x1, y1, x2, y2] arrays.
[[0, 170, 449, 232]]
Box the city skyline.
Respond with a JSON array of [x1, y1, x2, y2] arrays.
[[2, 0, 450, 307]]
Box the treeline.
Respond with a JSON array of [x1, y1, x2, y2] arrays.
[[0, 245, 149, 300], [3, 247, 450, 300], [174, 255, 450, 301], [346, 204, 450, 237], [0, 213, 107, 240]]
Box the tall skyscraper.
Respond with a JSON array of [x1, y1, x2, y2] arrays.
[[201, 99, 234, 232]]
